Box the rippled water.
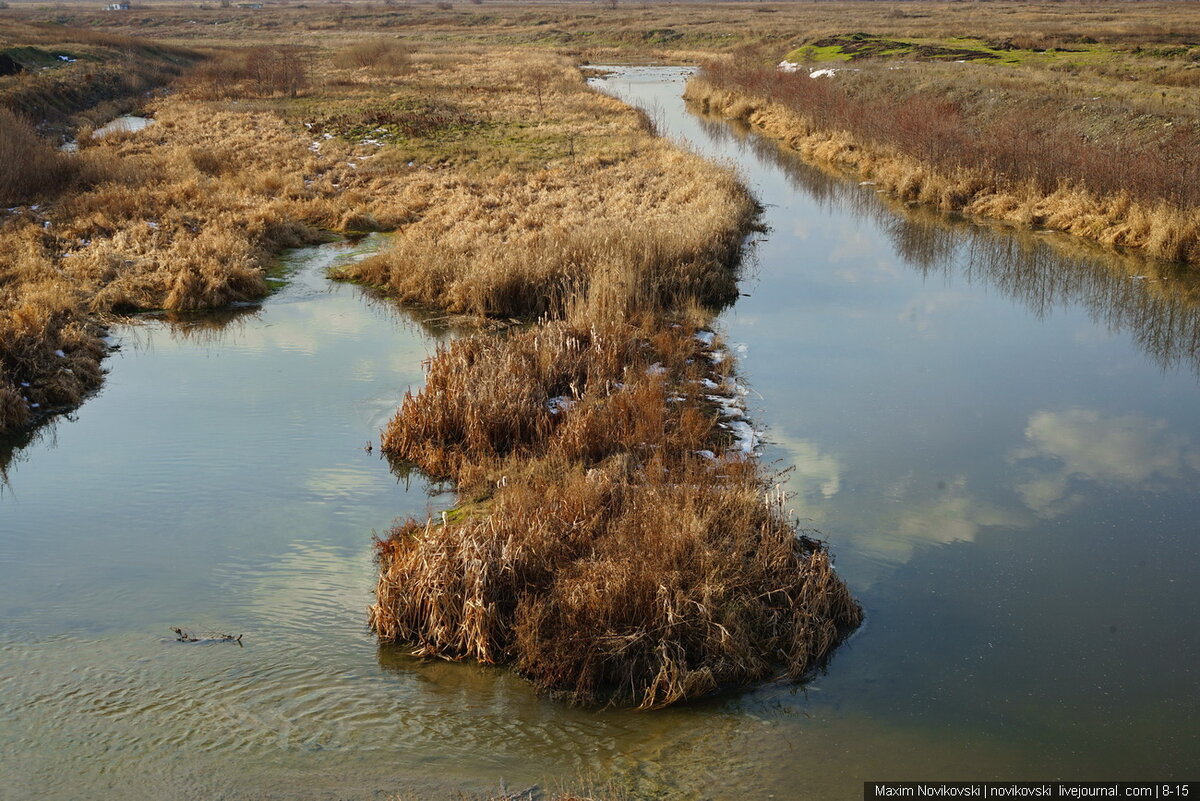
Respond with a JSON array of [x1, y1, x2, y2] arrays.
[[2, 70, 1198, 800]]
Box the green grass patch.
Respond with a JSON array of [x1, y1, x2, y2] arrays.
[[783, 43, 851, 63], [784, 33, 1118, 68]]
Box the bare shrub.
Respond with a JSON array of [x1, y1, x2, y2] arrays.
[[184, 46, 309, 99], [331, 39, 410, 72], [0, 109, 76, 206]]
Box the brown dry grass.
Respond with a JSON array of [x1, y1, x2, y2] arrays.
[[29, 3, 1200, 56], [337, 147, 754, 322], [372, 323, 861, 708], [332, 39, 411, 73], [0, 44, 660, 436]]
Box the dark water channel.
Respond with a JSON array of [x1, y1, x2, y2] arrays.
[[1, 68, 1197, 800]]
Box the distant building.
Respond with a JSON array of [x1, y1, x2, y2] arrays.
[[104, 2, 131, 9]]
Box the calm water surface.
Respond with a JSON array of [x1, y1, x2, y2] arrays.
[[2, 68, 1198, 800]]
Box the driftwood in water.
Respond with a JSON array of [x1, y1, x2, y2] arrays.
[[172, 623, 242, 642]]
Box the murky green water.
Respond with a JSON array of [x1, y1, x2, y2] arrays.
[[2, 69, 1198, 800]]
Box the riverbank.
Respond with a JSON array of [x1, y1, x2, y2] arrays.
[[685, 59, 1200, 267]]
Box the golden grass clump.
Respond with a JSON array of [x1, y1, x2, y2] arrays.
[[382, 321, 720, 484], [373, 319, 862, 707], [374, 455, 861, 709], [0, 278, 105, 434], [338, 147, 755, 321]]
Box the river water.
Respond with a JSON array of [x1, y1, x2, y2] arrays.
[[2, 68, 1197, 800]]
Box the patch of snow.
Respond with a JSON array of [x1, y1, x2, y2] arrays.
[[54, 350, 65, 358], [708, 350, 726, 365], [778, 60, 803, 73], [722, 419, 759, 454], [707, 394, 744, 418], [693, 330, 715, 346], [645, 362, 668, 376], [694, 449, 717, 460]]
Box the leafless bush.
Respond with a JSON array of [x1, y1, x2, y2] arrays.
[[331, 39, 410, 72], [0, 109, 76, 205], [184, 46, 309, 99]]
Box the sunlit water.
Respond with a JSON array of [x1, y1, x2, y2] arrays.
[[2, 69, 1197, 800]]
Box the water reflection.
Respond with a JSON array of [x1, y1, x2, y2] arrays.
[[1012, 407, 1200, 518], [688, 101, 1200, 376]]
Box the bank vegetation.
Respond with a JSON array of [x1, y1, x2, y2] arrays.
[[687, 51, 1200, 264]]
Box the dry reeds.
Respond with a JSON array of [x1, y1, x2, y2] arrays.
[[381, 321, 721, 484], [0, 276, 104, 434], [374, 455, 861, 709], [182, 46, 310, 100]]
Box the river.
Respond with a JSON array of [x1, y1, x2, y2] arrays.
[[1, 67, 1196, 800]]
